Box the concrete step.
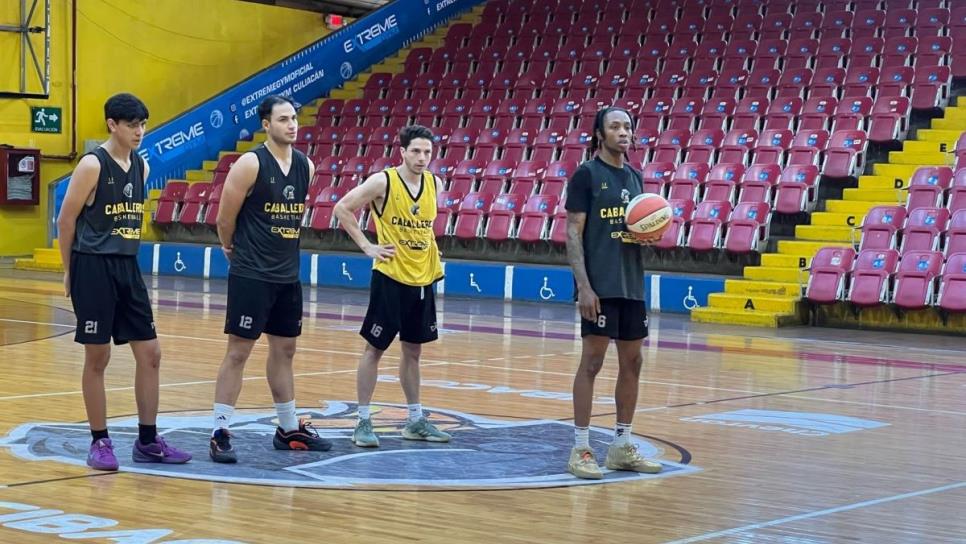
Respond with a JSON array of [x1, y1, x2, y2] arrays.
[[32, 248, 62, 264], [707, 292, 801, 313], [842, 188, 905, 203], [825, 200, 895, 214], [873, 164, 923, 180], [777, 239, 852, 256], [810, 212, 862, 227], [857, 175, 904, 190], [931, 117, 966, 131], [916, 129, 965, 147], [795, 225, 856, 242], [185, 170, 212, 181], [14, 259, 63, 272], [760, 253, 810, 268], [887, 151, 954, 166], [724, 278, 802, 298], [691, 306, 800, 327], [744, 265, 809, 284]]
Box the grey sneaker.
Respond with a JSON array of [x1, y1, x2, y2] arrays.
[[353, 418, 379, 448], [401, 417, 451, 442], [567, 446, 603, 480], [605, 443, 662, 474]]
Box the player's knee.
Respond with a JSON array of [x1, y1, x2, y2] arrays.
[[619, 354, 643, 375], [84, 347, 111, 373], [224, 347, 251, 369], [581, 357, 606, 377], [363, 343, 385, 361], [617, 348, 644, 374], [144, 344, 162, 370], [399, 342, 421, 361], [272, 341, 297, 361]]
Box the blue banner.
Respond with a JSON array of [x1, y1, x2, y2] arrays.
[[54, 0, 482, 222], [135, 243, 726, 313], [157, 243, 205, 277], [208, 247, 231, 279], [511, 266, 575, 303], [317, 254, 373, 288], [442, 262, 506, 299], [654, 275, 725, 313]]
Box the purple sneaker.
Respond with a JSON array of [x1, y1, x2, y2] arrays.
[[87, 438, 119, 471], [132, 435, 192, 464]]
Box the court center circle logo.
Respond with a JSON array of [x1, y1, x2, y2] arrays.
[[0, 403, 698, 489]]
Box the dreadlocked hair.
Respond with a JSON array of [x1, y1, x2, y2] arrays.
[[589, 106, 635, 153]]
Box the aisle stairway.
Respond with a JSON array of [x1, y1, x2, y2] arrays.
[[692, 96, 964, 327]]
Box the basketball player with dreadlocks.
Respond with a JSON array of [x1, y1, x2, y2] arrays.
[[563, 106, 664, 479]]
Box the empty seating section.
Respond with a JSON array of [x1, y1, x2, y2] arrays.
[[152, 0, 964, 259], [806, 165, 966, 311]]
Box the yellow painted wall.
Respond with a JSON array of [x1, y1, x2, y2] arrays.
[[0, 1, 73, 256], [0, 0, 330, 256]]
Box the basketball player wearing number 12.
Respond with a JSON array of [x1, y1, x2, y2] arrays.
[[564, 107, 663, 479], [208, 95, 331, 463]]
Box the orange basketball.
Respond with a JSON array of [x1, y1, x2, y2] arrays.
[[625, 193, 672, 237]]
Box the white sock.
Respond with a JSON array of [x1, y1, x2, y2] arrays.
[[614, 422, 633, 446], [574, 426, 590, 449], [212, 403, 234, 435], [275, 400, 299, 432], [358, 405, 371, 421], [407, 403, 423, 422]]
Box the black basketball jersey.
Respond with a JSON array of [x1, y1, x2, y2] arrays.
[[565, 157, 646, 301], [72, 147, 145, 256], [229, 144, 309, 283]]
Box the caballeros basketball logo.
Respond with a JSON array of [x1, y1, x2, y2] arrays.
[[0, 403, 698, 489]]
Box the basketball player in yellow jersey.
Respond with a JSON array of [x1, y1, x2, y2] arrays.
[[334, 125, 450, 447]]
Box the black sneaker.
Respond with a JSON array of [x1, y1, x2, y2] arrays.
[[209, 428, 237, 463], [273, 420, 332, 451]]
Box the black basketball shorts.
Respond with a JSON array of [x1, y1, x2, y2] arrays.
[[580, 298, 648, 341], [224, 273, 303, 340], [70, 252, 157, 345], [360, 270, 438, 351]]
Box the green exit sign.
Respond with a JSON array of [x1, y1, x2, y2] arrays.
[[31, 106, 62, 133]]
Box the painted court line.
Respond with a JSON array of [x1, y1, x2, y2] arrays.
[[0, 318, 72, 327], [0, 363, 449, 402], [155, 332, 451, 364], [445, 361, 764, 394], [7, 314, 965, 374], [785, 394, 966, 417], [663, 481, 966, 543]]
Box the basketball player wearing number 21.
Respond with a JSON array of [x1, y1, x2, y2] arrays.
[[563, 107, 665, 479]]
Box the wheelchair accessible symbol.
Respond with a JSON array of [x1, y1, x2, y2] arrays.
[[683, 286, 699, 310], [469, 273, 482, 293], [539, 276, 556, 300], [341, 262, 353, 281], [174, 252, 186, 273]]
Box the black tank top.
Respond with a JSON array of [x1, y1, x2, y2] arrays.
[[565, 157, 646, 301], [230, 145, 309, 283], [72, 147, 145, 256]]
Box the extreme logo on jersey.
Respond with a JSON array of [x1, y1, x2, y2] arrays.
[[0, 403, 699, 490], [110, 227, 141, 240], [397, 239, 430, 250], [270, 226, 300, 239]]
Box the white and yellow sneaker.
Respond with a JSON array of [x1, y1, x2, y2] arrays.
[[568, 447, 603, 480], [605, 443, 663, 474]]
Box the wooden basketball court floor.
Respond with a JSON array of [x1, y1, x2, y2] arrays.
[[0, 269, 965, 543]]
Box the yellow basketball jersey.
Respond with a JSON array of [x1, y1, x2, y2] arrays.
[[372, 167, 443, 286]]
